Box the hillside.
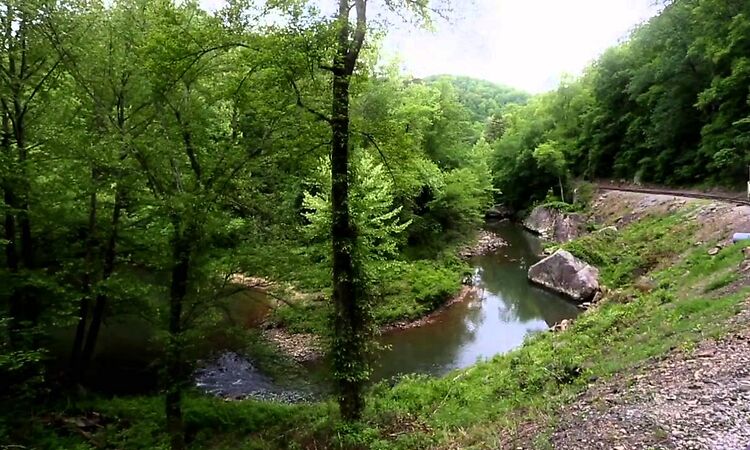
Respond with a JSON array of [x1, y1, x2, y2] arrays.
[[423, 75, 530, 122]]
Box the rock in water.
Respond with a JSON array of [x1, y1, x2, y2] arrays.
[[528, 250, 600, 302], [485, 203, 513, 220], [523, 206, 587, 243]]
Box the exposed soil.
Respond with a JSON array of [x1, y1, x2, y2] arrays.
[[548, 190, 750, 450], [593, 190, 750, 240]]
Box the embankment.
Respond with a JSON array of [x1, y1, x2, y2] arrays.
[[364, 188, 750, 449]]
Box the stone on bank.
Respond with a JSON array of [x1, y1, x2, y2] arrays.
[[528, 249, 600, 302], [523, 205, 587, 243]]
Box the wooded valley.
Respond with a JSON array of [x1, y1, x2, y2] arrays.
[[1, 0, 749, 449]]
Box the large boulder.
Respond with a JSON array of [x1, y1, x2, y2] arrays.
[[523, 206, 587, 243], [528, 250, 600, 302]]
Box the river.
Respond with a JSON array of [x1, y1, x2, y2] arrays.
[[196, 221, 581, 397], [371, 221, 580, 381], [48, 222, 580, 397]]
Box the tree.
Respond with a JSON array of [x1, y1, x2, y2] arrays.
[[0, 0, 60, 349], [326, 0, 371, 422], [533, 141, 567, 202], [322, 0, 451, 421]]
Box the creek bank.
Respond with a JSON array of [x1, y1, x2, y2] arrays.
[[262, 329, 322, 364], [528, 249, 600, 302], [260, 285, 481, 364], [380, 285, 479, 332], [523, 205, 588, 243], [259, 228, 502, 362]]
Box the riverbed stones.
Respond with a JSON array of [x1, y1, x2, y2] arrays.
[[263, 329, 322, 363], [458, 230, 507, 258], [528, 249, 600, 302], [523, 205, 587, 243]]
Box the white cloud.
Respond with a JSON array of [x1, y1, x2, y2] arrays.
[[382, 0, 660, 92], [201, 0, 660, 93]]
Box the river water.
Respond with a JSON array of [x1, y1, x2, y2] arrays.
[[49, 222, 580, 396], [195, 221, 581, 396], [371, 221, 580, 381]]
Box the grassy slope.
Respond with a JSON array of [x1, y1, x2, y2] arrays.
[[14, 205, 750, 449]]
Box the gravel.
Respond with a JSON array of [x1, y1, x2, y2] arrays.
[[194, 352, 313, 403], [553, 314, 750, 450]]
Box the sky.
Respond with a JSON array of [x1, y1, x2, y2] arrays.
[[200, 0, 661, 93]]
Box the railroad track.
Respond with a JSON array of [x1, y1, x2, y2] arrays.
[[595, 183, 750, 207]]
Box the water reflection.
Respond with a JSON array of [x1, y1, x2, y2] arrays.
[[372, 222, 580, 381]]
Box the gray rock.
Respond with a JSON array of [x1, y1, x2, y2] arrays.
[[528, 250, 600, 302], [485, 203, 513, 220], [524, 206, 587, 243]]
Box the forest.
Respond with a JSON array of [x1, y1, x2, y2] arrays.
[[492, 0, 750, 209], [1, 0, 749, 449]]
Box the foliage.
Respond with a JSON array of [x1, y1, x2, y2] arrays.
[[424, 75, 530, 122], [0, 0, 496, 442], [302, 153, 412, 263], [493, 0, 750, 209], [271, 258, 467, 333]]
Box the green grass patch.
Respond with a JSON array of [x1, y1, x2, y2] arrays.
[[270, 257, 467, 334], [562, 213, 696, 288], [537, 201, 585, 214]]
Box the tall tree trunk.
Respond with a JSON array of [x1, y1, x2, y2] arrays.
[[165, 215, 191, 450], [329, 0, 368, 422], [7, 75, 39, 343], [79, 92, 129, 370], [71, 176, 98, 377], [2, 112, 21, 347], [79, 189, 122, 369]]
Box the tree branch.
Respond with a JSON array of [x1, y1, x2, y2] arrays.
[[346, 0, 368, 73], [289, 77, 331, 124]]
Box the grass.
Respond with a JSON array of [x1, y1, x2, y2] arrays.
[[269, 257, 469, 335], [8, 209, 750, 449]]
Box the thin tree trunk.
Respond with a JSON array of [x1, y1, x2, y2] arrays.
[[71, 178, 98, 377], [7, 65, 39, 341], [2, 112, 21, 347], [166, 215, 191, 450], [559, 176, 565, 203], [79, 189, 122, 368]]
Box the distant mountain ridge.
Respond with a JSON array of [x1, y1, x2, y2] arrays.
[[423, 75, 530, 121]]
